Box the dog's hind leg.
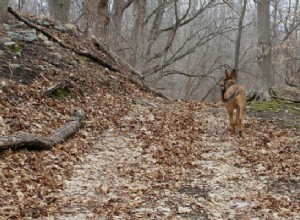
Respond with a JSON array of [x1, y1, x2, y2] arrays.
[[227, 109, 235, 134], [235, 108, 240, 126], [238, 106, 246, 137]]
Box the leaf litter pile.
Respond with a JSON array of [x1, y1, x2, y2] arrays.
[[0, 16, 300, 219]]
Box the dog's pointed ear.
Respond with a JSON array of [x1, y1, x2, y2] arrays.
[[225, 69, 229, 78], [230, 69, 236, 79]]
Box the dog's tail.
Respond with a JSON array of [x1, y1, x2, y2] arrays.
[[224, 91, 239, 101]]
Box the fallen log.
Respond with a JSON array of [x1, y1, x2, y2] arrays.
[[91, 36, 144, 79], [0, 107, 85, 150], [91, 36, 171, 99]]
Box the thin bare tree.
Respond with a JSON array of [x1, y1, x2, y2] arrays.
[[131, 0, 147, 68], [0, 0, 9, 23], [234, 0, 247, 80], [110, 0, 133, 48]]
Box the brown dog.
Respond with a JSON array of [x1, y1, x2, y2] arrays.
[[220, 69, 246, 136]]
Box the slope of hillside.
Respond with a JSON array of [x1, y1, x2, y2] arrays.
[[0, 13, 299, 219]]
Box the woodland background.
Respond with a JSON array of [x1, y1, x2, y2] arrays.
[[1, 0, 300, 101], [0, 1, 300, 219]]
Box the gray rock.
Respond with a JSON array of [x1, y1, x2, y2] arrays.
[[23, 34, 38, 42], [3, 23, 10, 30], [44, 40, 54, 47], [37, 65, 46, 71], [7, 32, 23, 41], [36, 19, 44, 26], [0, 37, 12, 43], [21, 29, 36, 34], [36, 18, 50, 27], [15, 52, 22, 58], [178, 206, 192, 214], [0, 81, 6, 87], [15, 21, 26, 28], [9, 64, 21, 69], [65, 23, 78, 36], [22, 29, 38, 42], [52, 52, 63, 60], [55, 24, 66, 32], [43, 21, 50, 27], [38, 33, 48, 41], [3, 42, 16, 47]]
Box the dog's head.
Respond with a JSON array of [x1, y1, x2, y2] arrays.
[[220, 69, 237, 92]]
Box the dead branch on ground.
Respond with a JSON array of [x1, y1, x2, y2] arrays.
[[0, 108, 85, 150]]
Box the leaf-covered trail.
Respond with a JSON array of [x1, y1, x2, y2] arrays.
[[1, 14, 299, 219], [47, 99, 300, 219]]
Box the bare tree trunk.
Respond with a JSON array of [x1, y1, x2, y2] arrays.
[[96, 0, 109, 40], [83, 0, 93, 36], [110, 0, 133, 48], [272, 0, 279, 40], [111, 1, 125, 45], [248, 0, 273, 100], [234, 0, 247, 81], [83, 0, 109, 39], [144, 0, 164, 64], [48, 0, 71, 24], [0, 0, 9, 23], [17, 0, 26, 12], [131, 0, 147, 68]]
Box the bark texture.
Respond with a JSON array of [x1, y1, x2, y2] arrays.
[[48, 0, 71, 24], [110, 0, 133, 48], [131, 0, 147, 68], [97, 0, 109, 40], [234, 0, 247, 80], [248, 0, 273, 100], [83, 0, 109, 39], [0, 0, 9, 23]]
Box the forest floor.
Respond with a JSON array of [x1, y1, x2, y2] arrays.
[[43, 100, 300, 220], [248, 99, 300, 131], [0, 14, 299, 219]]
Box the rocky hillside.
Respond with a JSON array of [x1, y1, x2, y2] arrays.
[[0, 12, 299, 219]]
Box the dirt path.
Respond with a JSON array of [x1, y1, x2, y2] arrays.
[[50, 131, 140, 219], [45, 100, 300, 219]]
